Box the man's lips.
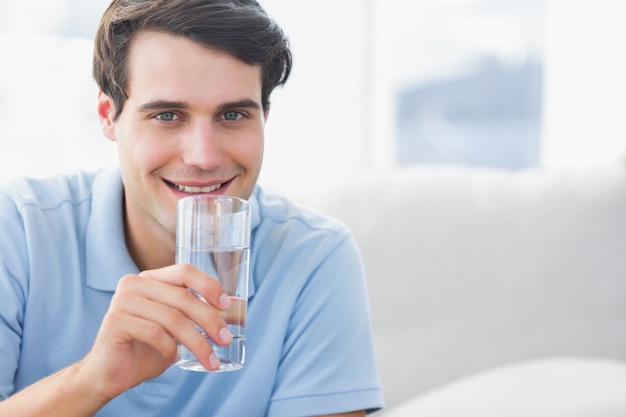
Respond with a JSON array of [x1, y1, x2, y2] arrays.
[[164, 179, 227, 193]]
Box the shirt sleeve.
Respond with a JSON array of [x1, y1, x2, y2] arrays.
[[267, 233, 384, 416], [0, 192, 29, 399]]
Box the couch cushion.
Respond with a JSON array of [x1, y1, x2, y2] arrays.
[[382, 357, 626, 417]]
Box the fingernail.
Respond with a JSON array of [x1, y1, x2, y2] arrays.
[[209, 353, 221, 369], [219, 327, 233, 344], [218, 293, 231, 309]]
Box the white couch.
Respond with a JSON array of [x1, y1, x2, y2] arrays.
[[289, 166, 626, 415]]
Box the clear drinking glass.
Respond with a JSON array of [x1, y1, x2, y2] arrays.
[[174, 195, 251, 372]]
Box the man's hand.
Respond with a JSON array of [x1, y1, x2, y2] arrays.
[[79, 263, 232, 401]]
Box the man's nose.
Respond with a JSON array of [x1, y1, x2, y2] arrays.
[[181, 120, 222, 170]]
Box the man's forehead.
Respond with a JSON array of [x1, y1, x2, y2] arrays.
[[124, 31, 263, 105]]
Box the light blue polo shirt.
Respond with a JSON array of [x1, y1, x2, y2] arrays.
[[0, 168, 383, 416]]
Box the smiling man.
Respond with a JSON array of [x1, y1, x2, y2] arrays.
[[0, 1, 383, 416]]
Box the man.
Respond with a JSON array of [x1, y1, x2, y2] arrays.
[[0, 0, 383, 416]]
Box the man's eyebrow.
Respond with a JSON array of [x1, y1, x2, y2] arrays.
[[137, 100, 188, 113], [218, 99, 261, 112]]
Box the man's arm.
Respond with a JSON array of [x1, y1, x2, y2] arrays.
[[0, 362, 108, 417]]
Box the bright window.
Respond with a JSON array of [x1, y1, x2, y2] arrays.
[[392, 0, 543, 169]]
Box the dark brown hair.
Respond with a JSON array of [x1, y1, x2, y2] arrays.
[[93, 0, 292, 119]]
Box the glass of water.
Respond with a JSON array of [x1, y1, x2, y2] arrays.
[[174, 195, 251, 372]]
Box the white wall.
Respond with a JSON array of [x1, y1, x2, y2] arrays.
[[542, 0, 626, 168], [257, 0, 378, 192], [0, 34, 116, 181]]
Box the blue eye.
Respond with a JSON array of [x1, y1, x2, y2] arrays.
[[223, 111, 242, 121], [156, 112, 177, 121]]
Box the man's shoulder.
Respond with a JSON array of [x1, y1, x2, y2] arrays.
[[254, 185, 349, 236], [0, 170, 99, 212]]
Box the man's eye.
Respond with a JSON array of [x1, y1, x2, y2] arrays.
[[223, 111, 243, 121], [156, 112, 177, 121]]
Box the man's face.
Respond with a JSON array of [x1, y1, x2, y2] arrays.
[[99, 30, 265, 255]]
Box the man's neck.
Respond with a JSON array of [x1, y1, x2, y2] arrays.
[[123, 206, 175, 271]]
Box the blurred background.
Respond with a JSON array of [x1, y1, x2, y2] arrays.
[[1, 0, 626, 191]]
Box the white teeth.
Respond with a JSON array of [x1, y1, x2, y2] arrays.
[[174, 183, 222, 193]]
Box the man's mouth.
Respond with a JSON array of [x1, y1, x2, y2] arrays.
[[165, 180, 223, 194]]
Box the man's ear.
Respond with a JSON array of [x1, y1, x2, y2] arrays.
[[97, 91, 117, 142]]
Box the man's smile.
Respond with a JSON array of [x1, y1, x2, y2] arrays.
[[164, 179, 226, 194]]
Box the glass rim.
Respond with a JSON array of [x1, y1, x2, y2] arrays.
[[177, 194, 250, 208]]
